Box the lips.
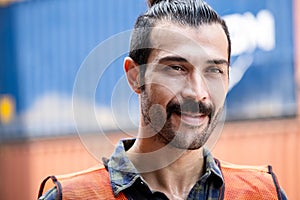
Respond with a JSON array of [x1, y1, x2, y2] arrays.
[[166, 99, 213, 127], [174, 111, 208, 127]]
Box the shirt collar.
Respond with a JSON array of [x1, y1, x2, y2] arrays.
[[103, 138, 224, 196], [104, 138, 140, 196], [202, 148, 224, 188]]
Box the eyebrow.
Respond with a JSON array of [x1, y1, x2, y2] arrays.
[[206, 59, 229, 66], [157, 56, 188, 63], [157, 56, 229, 66]]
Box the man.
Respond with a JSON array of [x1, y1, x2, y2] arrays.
[[38, 0, 287, 199]]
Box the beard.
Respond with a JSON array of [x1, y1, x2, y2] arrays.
[[141, 90, 223, 150]]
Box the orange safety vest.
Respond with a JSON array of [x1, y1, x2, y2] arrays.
[[38, 161, 283, 200]]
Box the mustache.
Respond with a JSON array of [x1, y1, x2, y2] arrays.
[[166, 99, 214, 119]]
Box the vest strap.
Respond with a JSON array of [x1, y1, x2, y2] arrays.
[[268, 166, 283, 200], [38, 175, 62, 200]]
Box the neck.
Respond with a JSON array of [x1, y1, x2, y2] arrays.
[[127, 137, 205, 200]]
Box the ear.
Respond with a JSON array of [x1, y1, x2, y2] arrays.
[[124, 57, 141, 94]]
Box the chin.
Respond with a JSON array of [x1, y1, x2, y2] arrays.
[[166, 129, 211, 150], [168, 140, 204, 150]]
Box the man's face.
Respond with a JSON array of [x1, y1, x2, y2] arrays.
[[141, 22, 229, 150]]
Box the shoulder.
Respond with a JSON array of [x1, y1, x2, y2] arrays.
[[57, 165, 109, 185], [218, 160, 276, 187], [218, 160, 287, 199], [38, 165, 110, 200], [219, 160, 272, 176]]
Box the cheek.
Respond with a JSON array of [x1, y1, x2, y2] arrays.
[[206, 78, 228, 106], [158, 86, 174, 104], [146, 83, 178, 106], [145, 76, 183, 104]]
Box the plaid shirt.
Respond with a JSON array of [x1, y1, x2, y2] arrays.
[[39, 138, 288, 200], [103, 139, 224, 200]]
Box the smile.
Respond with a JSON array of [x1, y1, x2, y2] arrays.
[[175, 111, 209, 127]]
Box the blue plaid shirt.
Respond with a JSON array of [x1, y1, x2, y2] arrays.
[[104, 139, 224, 200], [39, 138, 287, 200]]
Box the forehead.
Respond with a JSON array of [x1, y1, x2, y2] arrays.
[[148, 22, 228, 64]]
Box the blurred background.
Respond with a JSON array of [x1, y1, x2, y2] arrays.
[[0, 0, 299, 199]]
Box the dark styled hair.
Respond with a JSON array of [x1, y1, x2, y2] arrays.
[[129, 0, 231, 69]]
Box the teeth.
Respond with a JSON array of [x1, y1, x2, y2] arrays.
[[181, 112, 204, 117], [177, 112, 207, 126]]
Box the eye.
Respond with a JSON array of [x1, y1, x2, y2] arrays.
[[168, 65, 186, 71], [206, 66, 224, 74]]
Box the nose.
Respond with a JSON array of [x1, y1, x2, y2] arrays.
[[182, 71, 210, 102]]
